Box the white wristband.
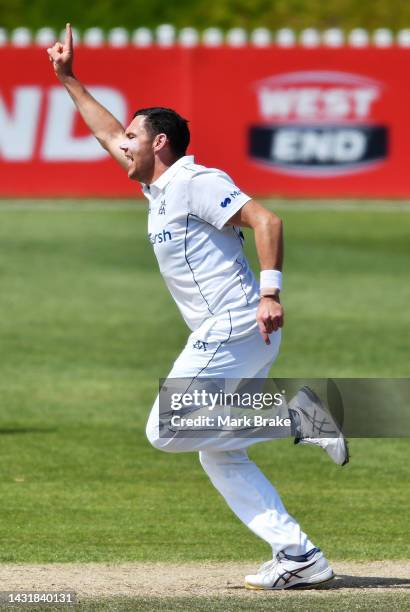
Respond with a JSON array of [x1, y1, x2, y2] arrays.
[[260, 269, 282, 293]]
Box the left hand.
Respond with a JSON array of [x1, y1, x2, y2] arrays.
[[256, 296, 284, 345]]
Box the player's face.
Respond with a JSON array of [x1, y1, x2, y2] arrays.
[[120, 116, 155, 182]]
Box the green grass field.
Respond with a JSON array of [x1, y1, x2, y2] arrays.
[[0, 200, 409, 565], [75, 593, 410, 611]]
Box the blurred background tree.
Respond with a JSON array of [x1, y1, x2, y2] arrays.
[[0, 0, 409, 30]]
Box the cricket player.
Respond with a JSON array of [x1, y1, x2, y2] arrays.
[[47, 24, 348, 590]]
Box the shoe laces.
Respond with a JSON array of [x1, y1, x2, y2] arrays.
[[257, 555, 281, 576]]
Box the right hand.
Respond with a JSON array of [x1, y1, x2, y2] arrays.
[[256, 295, 284, 345], [47, 23, 74, 80]]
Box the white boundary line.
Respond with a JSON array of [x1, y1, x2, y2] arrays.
[[268, 201, 410, 212], [0, 201, 142, 212], [0, 200, 410, 213]]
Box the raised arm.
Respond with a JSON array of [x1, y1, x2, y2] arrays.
[[227, 200, 284, 345], [47, 24, 128, 170]]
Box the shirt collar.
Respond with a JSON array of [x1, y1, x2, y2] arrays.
[[142, 155, 194, 199]]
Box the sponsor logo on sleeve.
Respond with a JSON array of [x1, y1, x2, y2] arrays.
[[220, 189, 242, 207], [249, 70, 388, 177]]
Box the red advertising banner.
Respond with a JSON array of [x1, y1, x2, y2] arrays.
[[1, 46, 410, 197]]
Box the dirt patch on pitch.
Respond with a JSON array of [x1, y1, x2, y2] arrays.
[[0, 561, 409, 599]]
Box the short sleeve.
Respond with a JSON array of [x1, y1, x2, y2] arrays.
[[188, 170, 251, 230]]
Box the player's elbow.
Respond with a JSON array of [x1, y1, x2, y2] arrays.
[[96, 129, 125, 152], [269, 211, 282, 229], [96, 135, 110, 151], [258, 210, 283, 236], [95, 132, 117, 152]]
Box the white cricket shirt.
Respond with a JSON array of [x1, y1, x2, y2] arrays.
[[142, 156, 259, 331]]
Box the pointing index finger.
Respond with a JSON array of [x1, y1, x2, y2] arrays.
[[258, 321, 271, 345], [65, 22, 73, 51]]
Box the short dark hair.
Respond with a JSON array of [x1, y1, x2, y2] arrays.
[[133, 107, 190, 158]]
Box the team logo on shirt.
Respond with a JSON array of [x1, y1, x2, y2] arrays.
[[193, 340, 208, 351], [158, 199, 166, 215], [220, 190, 242, 207]]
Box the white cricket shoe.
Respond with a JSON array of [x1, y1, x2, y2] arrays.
[[244, 547, 334, 590], [288, 386, 349, 466]]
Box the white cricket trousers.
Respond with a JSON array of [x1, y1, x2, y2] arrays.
[[146, 308, 314, 556]]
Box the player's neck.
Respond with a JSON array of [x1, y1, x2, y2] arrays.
[[148, 155, 180, 185]]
